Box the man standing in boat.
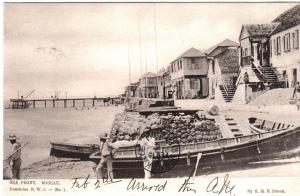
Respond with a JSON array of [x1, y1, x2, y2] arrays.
[[8, 134, 22, 179], [95, 133, 118, 179]]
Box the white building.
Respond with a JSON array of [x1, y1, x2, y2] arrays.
[[206, 39, 240, 102], [270, 4, 300, 88]]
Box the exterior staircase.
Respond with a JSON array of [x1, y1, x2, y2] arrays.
[[260, 66, 279, 83], [252, 64, 279, 83], [219, 84, 236, 102]]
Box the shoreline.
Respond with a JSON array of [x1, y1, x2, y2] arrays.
[[4, 101, 300, 179]]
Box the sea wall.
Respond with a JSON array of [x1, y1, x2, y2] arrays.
[[124, 97, 174, 111]]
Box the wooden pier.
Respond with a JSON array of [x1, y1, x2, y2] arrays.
[[10, 97, 122, 109]]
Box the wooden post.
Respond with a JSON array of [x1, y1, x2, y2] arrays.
[[33, 101, 35, 108], [44, 100, 46, 108], [73, 100, 75, 107], [92, 99, 95, 107], [53, 100, 55, 108]]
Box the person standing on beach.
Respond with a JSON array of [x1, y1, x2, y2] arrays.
[[295, 82, 300, 111], [8, 134, 22, 179], [138, 132, 156, 179], [95, 133, 118, 179]]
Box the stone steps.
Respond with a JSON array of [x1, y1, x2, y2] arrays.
[[224, 115, 244, 137], [219, 85, 237, 103]]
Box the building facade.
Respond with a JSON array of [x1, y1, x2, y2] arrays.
[[169, 47, 209, 99], [125, 82, 139, 98], [270, 4, 300, 88], [137, 72, 159, 98], [206, 39, 240, 102]]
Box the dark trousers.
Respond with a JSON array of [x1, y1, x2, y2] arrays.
[[12, 158, 21, 179]]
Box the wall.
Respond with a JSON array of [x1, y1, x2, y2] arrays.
[[232, 84, 246, 104], [270, 24, 300, 87], [183, 57, 208, 76]]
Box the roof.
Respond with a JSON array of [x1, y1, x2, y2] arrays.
[[271, 4, 300, 34], [205, 39, 239, 56], [157, 68, 169, 76], [241, 23, 278, 38], [141, 72, 157, 78], [172, 47, 205, 62]]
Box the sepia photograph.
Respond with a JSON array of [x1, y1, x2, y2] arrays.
[[2, 2, 300, 193]]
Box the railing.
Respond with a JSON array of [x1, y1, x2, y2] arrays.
[[220, 76, 229, 98], [252, 60, 263, 75]]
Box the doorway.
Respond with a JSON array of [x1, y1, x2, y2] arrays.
[[293, 69, 297, 87]]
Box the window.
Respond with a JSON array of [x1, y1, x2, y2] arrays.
[[283, 33, 291, 52], [191, 58, 195, 64], [180, 60, 182, 69], [273, 39, 277, 55], [148, 78, 156, 85], [276, 37, 281, 55], [270, 40, 272, 57], [212, 60, 215, 74], [190, 79, 198, 89], [244, 48, 248, 56], [293, 30, 299, 50]]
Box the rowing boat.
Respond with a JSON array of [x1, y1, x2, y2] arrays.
[[50, 142, 99, 159], [248, 117, 295, 134]]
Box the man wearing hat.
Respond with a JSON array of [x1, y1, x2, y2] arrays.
[[8, 134, 22, 179], [95, 133, 118, 179]]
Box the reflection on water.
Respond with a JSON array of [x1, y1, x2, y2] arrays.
[[3, 106, 124, 167]]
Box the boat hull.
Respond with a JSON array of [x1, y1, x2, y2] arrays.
[[100, 126, 300, 178], [50, 142, 99, 159]]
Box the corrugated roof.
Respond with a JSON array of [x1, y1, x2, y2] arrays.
[[205, 39, 239, 56], [271, 4, 300, 34], [243, 23, 278, 37], [172, 47, 205, 62]]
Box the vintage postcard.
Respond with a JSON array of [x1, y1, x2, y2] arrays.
[[2, 1, 300, 196]]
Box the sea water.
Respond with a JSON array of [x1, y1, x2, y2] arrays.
[[3, 105, 124, 168]]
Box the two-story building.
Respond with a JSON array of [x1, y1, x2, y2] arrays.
[[234, 23, 284, 103], [206, 39, 240, 102], [169, 47, 209, 99], [233, 4, 299, 104], [270, 4, 300, 88], [125, 82, 139, 98], [137, 72, 159, 98], [157, 68, 173, 99]]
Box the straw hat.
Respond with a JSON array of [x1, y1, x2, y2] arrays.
[[99, 133, 110, 140], [7, 134, 18, 140]]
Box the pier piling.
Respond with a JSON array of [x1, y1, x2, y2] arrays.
[[10, 97, 121, 109]]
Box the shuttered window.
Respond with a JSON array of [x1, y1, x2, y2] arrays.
[[293, 30, 299, 50], [283, 33, 291, 52]]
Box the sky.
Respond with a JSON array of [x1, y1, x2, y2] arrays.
[[3, 2, 298, 100]]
